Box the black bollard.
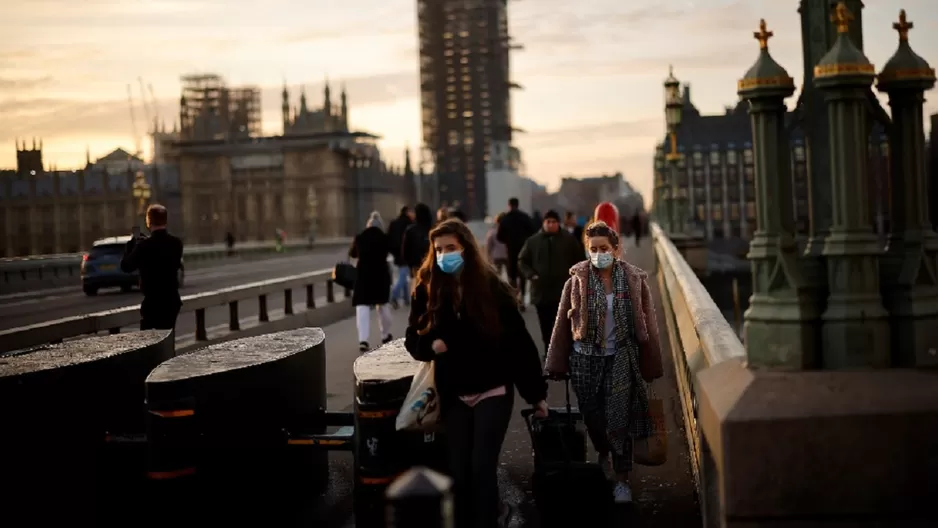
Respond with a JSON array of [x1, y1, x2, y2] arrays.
[[145, 328, 329, 524], [352, 339, 450, 528], [386, 466, 454, 528], [0, 330, 174, 526]]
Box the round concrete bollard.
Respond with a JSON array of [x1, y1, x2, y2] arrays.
[[0, 330, 174, 526], [352, 339, 449, 528], [144, 327, 328, 523]]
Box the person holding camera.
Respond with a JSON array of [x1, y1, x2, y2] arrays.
[[120, 204, 184, 331]]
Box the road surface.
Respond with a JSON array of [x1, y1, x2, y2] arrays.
[[0, 247, 350, 331]]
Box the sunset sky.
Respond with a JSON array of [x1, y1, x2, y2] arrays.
[[2, 0, 936, 203]]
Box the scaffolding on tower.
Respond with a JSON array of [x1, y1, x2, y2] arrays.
[[179, 74, 262, 141]]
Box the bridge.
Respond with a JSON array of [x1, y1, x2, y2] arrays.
[[2, 2, 936, 526]]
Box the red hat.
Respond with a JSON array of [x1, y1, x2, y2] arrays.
[[593, 202, 619, 233]]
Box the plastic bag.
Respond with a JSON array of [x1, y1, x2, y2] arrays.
[[395, 361, 441, 432], [633, 390, 668, 466]]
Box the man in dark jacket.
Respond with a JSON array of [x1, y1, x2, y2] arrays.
[[121, 204, 184, 330], [387, 206, 414, 308], [497, 197, 536, 310], [565, 211, 585, 256], [402, 203, 433, 276], [518, 210, 584, 349]]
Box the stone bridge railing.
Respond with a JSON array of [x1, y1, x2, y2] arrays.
[[650, 223, 745, 525]]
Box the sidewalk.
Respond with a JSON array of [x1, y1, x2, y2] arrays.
[[319, 239, 701, 527]]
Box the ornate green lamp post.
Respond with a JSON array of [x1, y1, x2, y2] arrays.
[[876, 9, 938, 367], [663, 66, 684, 235], [738, 20, 819, 368], [132, 170, 151, 224], [814, 1, 890, 368]]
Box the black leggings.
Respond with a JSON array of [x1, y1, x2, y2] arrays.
[[443, 387, 514, 528]]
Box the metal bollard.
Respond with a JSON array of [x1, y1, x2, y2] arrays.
[[386, 467, 454, 528]]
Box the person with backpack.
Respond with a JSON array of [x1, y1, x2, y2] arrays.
[[402, 203, 434, 277]]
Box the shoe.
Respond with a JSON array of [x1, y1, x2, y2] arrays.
[[382, 334, 393, 344], [390, 299, 400, 310], [598, 454, 614, 481], [359, 341, 369, 352], [613, 481, 633, 504]]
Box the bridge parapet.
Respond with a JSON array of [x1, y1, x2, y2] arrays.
[[653, 223, 938, 526]]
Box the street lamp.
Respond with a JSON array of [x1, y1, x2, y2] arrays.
[[663, 66, 686, 234], [132, 170, 152, 220]]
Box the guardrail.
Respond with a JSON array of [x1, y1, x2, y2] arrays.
[[0, 237, 351, 288], [650, 223, 745, 525], [0, 266, 353, 355]]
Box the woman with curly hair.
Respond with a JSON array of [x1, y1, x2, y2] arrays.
[[405, 218, 548, 528], [545, 221, 664, 504]]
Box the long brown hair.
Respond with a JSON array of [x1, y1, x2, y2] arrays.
[[412, 219, 509, 337]]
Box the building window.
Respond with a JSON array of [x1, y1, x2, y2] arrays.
[[743, 148, 753, 164], [709, 151, 720, 165], [727, 150, 738, 165], [744, 166, 754, 182], [746, 201, 756, 219], [696, 205, 706, 222], [712, 206, 723, 221], [730, 203, 740, 220], [693, 152, 703, 166], [711, 187, 723, 201]]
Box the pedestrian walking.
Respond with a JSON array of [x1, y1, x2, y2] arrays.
[[545, 221, 664, 504], [120, 204, 184, 331], [405, 218, 548, 528], [387, 206, 415, 309], [517, 210, 584, 350], [564, 211, 585, 256], [349, 211, 393, 352], [485, 213, 509, 276], [496, 197, 536, 311], [402, 203, 434, 277]]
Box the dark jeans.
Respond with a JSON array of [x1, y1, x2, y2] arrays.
[[443, 387, 514, 528], [535, 302, 559, 351]]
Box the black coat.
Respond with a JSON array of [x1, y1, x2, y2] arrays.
[[349, 226, 392, 306], [387, 215, 411, 266], [497, 209, 536, 254]]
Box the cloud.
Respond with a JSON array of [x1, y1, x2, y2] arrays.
[[0, 71, 418, 147], [0, 77, 55, 90], [522, 118, 661, 150]]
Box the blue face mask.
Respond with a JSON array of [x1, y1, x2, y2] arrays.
[[589, 251, 614, 269], [436, 251, 464, 274]]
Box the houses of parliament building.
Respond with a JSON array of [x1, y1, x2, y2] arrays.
[[0, 75, 413, 257]]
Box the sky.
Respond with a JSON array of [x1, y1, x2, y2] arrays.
[[2, 0, 937, 204]]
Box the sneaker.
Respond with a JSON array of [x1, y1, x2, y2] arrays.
[[359, 341, 369, 352], [598, 454, 614, 481], [613, 482, 633, 504], [382, 334, 393, 344]]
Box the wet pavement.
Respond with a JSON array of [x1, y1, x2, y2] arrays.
[[313, 238, 701, 527]]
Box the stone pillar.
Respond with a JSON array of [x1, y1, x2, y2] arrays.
[[814, 2, 890, 368], [739, 20, 819, 368], [876, 10, 938, 367]]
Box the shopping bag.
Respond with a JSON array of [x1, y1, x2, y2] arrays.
[[633, 390, 668, 466], [332, 261, 356, 290], [395, 361, 441, 432]]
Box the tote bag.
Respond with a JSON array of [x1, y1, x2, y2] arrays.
[[395, 361, 441, 432], [633, 389, 668, 466]]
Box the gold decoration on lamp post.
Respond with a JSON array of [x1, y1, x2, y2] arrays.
[[132, 170, 151, 217]]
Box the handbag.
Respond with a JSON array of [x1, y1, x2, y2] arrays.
[[633, 387, 668, 466], [395, 361, 441, 432], [332, 261, 356, 290]]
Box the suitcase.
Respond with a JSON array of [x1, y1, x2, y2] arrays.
[[332, 261, 356, 290], [521, 376, 611, 527]]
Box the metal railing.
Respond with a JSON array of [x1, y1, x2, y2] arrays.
[[0, 237, 351, 284], [0, 267, 352, 355]]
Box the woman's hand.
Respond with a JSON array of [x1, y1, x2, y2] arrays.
[[431, 339, 448, 354], [533, 400, 549, 418]]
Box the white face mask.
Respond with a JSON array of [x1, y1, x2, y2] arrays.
[[589, 251, 614, 269]]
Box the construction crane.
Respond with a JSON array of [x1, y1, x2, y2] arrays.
[[148, 83, 162, 130], [126, 84, 142, 157], [138, 77, 154, 135]]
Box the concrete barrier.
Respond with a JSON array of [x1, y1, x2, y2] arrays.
[[144, 328, 331, 524], [0, 330, 174, 525], [352, 339, 448, 528]]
